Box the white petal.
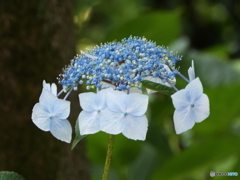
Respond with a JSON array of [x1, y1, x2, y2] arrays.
[[106, 90, 127, 113], [188, 60, 195, 81], [32, 103, 50, 131], [52, 99, 70, 119], [96, 88, 112, 109], [126, 93, 148, 116], [50, 83, 57, 96], [79, 92, 98, 111], [173, 107, 195, 134], [193, 94, 210, 123], [100, 109, 123, 135], [185, 78, 203, 101], [39, 89, 58, 110], [171, 89, 191, 111], [50, 118, 72, 143], [43, 80, 50, 91], [122, 114, 148, 141], [78, 111, 100, 135], [42, 80, 57, 96]]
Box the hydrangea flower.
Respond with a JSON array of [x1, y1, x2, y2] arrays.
[[32, 82, 72, 143], [100, 90, 149, 140], [78, 88, 112, 135], [188, 60, 195, 81], [171, 78, 210, 134], [32, 36, 210, 144]]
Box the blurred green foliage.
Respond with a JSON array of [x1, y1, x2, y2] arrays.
[[0, 172, 26, 180], [73, 0, 240, 179]]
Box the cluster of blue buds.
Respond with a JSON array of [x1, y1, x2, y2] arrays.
[[57, 36, 181, 91]]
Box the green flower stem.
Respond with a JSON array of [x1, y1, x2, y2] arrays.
[[102, 134, 115, 180]]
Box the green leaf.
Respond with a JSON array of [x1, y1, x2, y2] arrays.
[[141, 80, 175, 96], [71, 118, 87, 150], [0, 171, 26, 180]]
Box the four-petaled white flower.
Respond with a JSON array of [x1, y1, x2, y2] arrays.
[[78, 88, 112, 135], [100, 90, 149, 140], [32, 82, 72, 143], [188, 60, 195, 81], [171, 78, 210, 134]]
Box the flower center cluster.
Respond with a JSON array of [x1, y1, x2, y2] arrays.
[[57, 36, 181, 91]]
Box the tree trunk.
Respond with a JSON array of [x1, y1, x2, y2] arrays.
[[0, 1, 90, 179]]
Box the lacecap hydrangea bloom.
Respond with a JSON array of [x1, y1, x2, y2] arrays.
[[31, 36, 210, 143]]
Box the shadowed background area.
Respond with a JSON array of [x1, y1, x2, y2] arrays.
[[0, 1, 89, 180], [1, 0, 240, 180]]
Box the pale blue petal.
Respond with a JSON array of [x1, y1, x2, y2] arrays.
[[32, 103, 50, 131], [50, 118, 72, 143], [193, 94, 210, 123], [52, 99, 70, 119], [96, 88, 112, 109], [43, 80, 57, 96], [188, 60, 195, 81], [106, 91, 126, 113], [126, 93, 148, 116], [171, 89, 191, 111], [39, 89, 58, 111], [185, 78, 203, 101], [43, 80, 50, 91], [50, 83, 57, 96], [78, 111, 100, 135], [173, 107, 195, 134], [79, 92, 98, 112], [100, 109, 123, 134], [122, 114, 148, 141]]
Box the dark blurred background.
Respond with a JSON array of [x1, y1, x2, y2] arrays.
[[1, 0, 240, 180]]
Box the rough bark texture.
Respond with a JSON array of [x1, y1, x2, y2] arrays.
[[0, 1, 90, 179]]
